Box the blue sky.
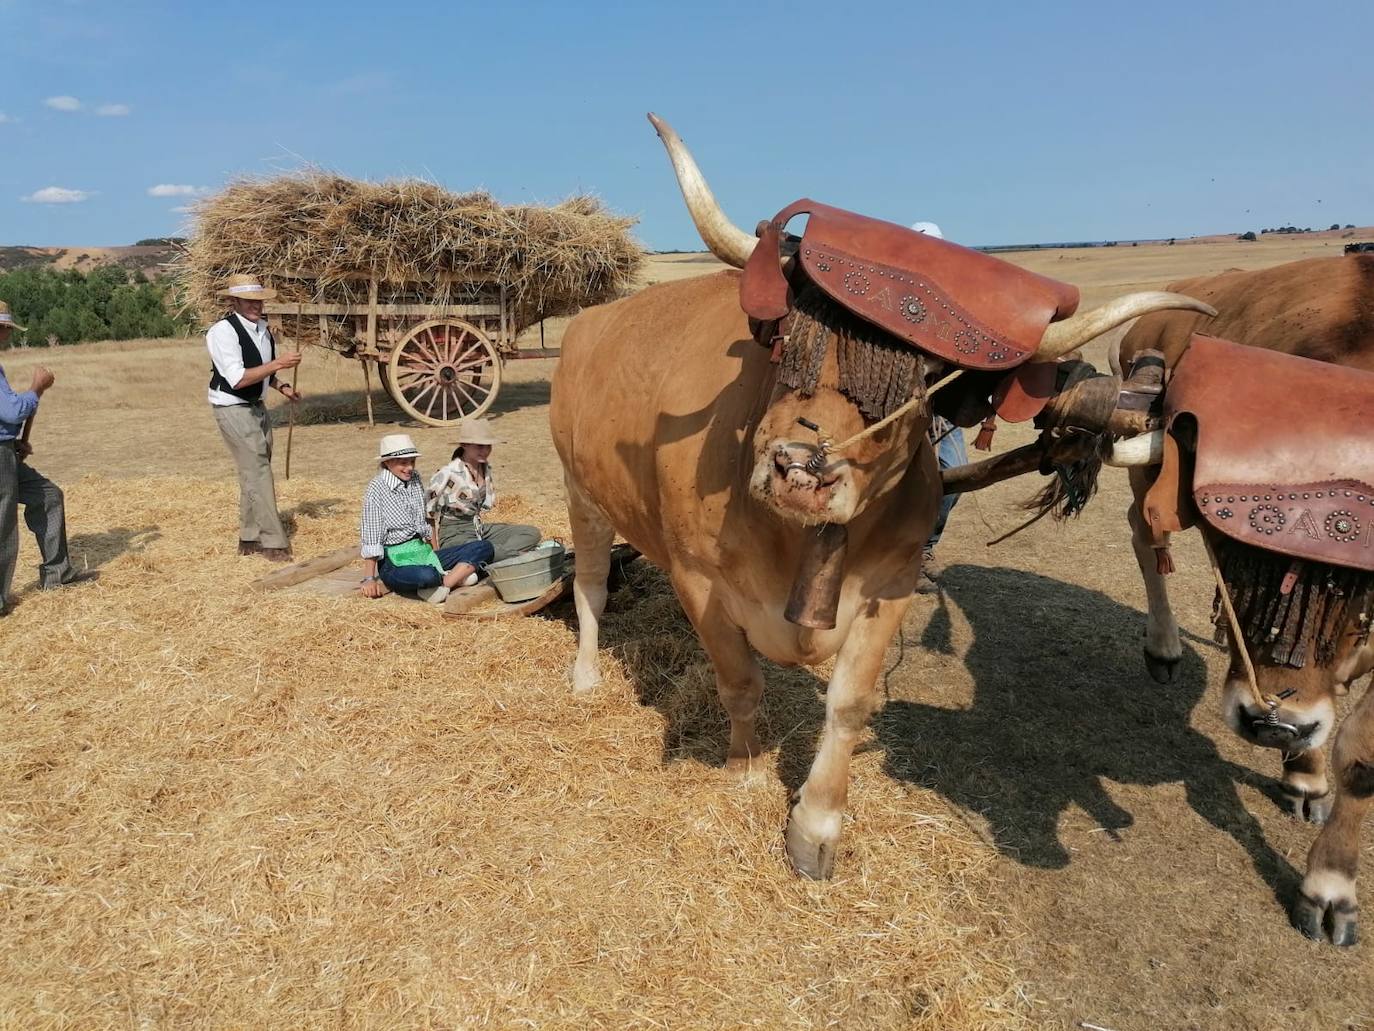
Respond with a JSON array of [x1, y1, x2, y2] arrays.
[[1, 0, 1370, 249]]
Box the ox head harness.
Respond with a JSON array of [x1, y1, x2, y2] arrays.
[[1144, 335, 1374, 732], [738, 199, 1086, 441]]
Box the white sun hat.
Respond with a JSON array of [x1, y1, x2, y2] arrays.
[[453, 418, 504, 447], [910, 221, 944, 239], [377, 433, 421, 463]]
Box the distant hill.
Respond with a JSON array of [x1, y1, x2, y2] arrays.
[[0, 244, 179, 280]]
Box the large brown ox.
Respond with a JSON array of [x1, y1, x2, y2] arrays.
[[1120, 255, 1374, 945], [549, 116, 1209, 879]]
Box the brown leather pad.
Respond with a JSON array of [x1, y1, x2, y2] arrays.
[[741, 199, 1080, 371], [1168, 334, 1374, 572]]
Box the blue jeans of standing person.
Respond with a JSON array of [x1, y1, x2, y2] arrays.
[[927, 416, 968, 550], [378, 539, 494, 593]]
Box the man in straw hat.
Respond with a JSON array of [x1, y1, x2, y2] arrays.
[[206, 274, 302, 562], [0, 302, 94, 616]]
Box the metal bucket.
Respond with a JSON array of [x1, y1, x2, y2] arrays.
[[486, 541, 567, 603]]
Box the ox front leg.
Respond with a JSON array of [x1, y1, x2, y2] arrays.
[[786, 598, 907, 879], [1293, 682, 1374, 946], [1127, 468, 1183, 683], [1279, 748, 1332, 825], [565, 477, 615, 694]]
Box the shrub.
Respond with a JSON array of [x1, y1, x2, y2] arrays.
[[0, 265, 193, 345]]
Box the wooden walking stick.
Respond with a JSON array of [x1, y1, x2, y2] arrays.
[[285, 304, 302, 479], [285, 360, 299, 479]]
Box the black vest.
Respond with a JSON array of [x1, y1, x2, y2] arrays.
[[209, 313, 275, 404]]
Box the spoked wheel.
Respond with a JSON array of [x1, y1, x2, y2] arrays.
[[384, 319, 502, 427]]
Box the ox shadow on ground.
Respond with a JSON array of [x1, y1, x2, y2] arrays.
[[565, 560, 829, 781], [874, 562, 1299, 906]]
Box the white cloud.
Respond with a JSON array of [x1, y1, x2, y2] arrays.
[[23, 186, 92, 204], [170, 205, 196, 214], [44, 95, 83, 112], [147, 183, 207, 198], [0, 112, 14, 124], [96, 103, 131, 117]]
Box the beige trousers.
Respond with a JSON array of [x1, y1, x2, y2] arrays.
[[212, 403, 288, 549]]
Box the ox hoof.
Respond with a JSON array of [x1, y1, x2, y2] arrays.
[[1292, 892, 1360, 947], [785, 806, 838, 880], [1281, 790, 1332, 826], [725, 752, 764, 776], [568, 661, 602, 695], [1142, 648, 1181, 685]]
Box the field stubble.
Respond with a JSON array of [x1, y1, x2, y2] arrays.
[[2, 241, 1372, 1029]]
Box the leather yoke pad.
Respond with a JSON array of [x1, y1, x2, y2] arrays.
[[1168, 334, 1374, 572], [741, 199, 1080, 371]]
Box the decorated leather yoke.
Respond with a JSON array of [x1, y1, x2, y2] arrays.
[[1146, 334, 1374, 667], [741, 199, 1081, 372]]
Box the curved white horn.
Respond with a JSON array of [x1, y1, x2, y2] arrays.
[[1034, 292, 1217, 361], [1105, 429, 1165, 467], [648, 113, 757, 269]]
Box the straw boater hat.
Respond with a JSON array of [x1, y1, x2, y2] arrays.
[[454, 418, 503, 447], [0, 301, 24, 332], [218, 273, 278, 301], [377, 433, 421, 464]]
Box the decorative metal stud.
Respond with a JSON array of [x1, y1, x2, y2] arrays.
[[1249, 504, 1286, 534], [1326, 510, 1361, 542]]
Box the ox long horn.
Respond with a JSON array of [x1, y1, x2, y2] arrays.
[[1033, 293, 1218, 362], [1105, 429, 1165, 467], [648, 113, 757, 269]]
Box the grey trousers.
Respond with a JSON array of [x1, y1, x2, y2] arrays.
[[1, 441, 75, 606], [437, 517, 540, 563], [212, 403, 288, 549]]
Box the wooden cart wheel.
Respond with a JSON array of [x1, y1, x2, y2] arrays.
[[384, 319, 502, 427]]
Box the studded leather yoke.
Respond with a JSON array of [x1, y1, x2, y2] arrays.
[[740, 198, 1080, 372], [1165, 334, 1374, 572]]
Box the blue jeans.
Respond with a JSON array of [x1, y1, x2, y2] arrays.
[[378, 539, 494, 593], [927, 416, 968, 550]]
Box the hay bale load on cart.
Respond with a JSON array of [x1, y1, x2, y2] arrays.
[[175, 173, 643, 426]]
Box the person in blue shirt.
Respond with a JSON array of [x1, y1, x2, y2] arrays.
[[0, 302, 94, 615]]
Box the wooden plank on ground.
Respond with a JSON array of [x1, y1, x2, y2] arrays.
[[254, 546, 358, 591], [251, 544, 642, 618]]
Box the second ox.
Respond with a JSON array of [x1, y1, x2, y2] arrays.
[[550, 116, 1210, 878], [1119, 254, 1374, 946]]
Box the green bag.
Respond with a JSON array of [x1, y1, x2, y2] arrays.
[[383, 537, 444, 574]]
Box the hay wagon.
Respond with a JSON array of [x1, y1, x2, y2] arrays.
[[265, 272, 555, 428]]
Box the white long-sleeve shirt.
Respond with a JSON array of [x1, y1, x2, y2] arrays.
[[206, 312, 276, 406]]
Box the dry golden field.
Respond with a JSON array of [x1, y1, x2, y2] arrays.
[[2, 234, 1372, 1030]]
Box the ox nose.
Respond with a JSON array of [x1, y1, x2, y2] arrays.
[[773, 444, 836, 491], [1239, 705, 1319, 749]]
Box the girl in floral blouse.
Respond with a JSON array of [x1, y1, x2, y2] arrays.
[[427, 418, 540, 563]]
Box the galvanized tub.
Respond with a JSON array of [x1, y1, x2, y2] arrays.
[[485, 541, 567, 603]]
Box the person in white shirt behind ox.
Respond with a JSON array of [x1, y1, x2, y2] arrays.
[[205, 273, 302, 562]]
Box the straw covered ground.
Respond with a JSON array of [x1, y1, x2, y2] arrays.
[[175, 173, 644, 331], [0, 477, 1031, 1029]]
